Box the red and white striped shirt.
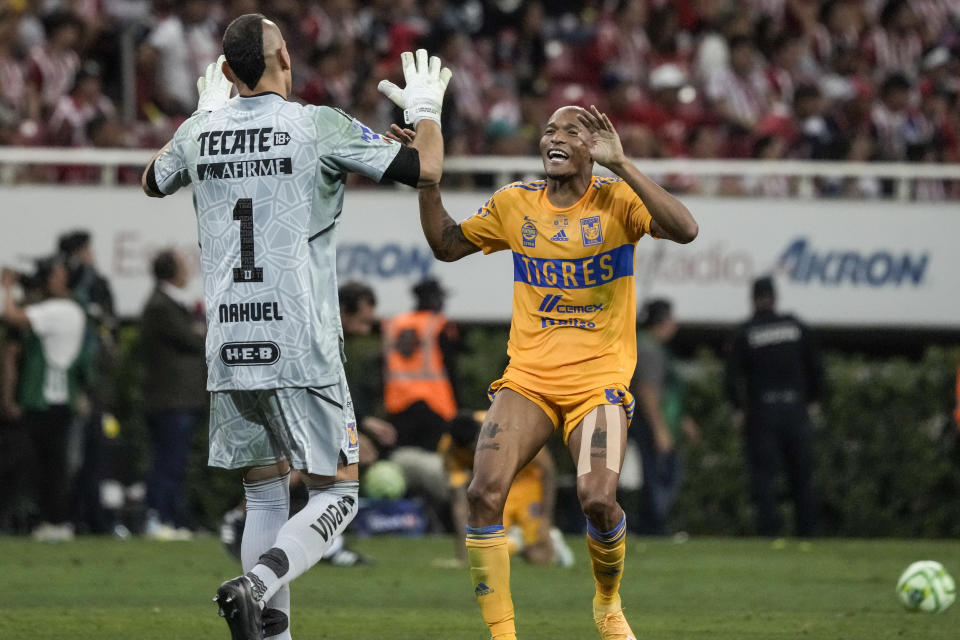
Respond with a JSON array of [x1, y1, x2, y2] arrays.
[[27, 45, 80, 112], [0, 55, 26, 115]]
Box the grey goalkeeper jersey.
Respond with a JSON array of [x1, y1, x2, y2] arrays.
[[152, 93, 402, 390]]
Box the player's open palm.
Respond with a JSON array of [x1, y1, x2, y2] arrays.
[[577, 105, 625, 169]]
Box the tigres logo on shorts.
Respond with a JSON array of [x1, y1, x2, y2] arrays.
[[346, 421, 359, 449]]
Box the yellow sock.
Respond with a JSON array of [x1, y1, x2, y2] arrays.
[[466, 525, 516, 639], [586, 514, 627, 614]]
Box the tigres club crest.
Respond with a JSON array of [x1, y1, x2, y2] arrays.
[[580, 216, 603, 246]]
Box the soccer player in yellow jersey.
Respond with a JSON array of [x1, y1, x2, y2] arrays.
[[397, 104, 697, 640]]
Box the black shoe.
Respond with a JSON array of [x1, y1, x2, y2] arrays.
[[214, 576, 263, 640]]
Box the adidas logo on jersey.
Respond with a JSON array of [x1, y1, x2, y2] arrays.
[[474, 583, 494, 597], [550, 229, 569, 241]]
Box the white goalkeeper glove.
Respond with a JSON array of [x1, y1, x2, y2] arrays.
[[377, 49, 452, 127], [196, 55, 233, 112]]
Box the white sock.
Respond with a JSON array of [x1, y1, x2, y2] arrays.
[[242, 474, 291, 639], [247, 481, 359, 605]]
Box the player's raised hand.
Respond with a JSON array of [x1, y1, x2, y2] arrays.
[[377, 49, 452, 127], [577, 105, 626, 169], [383, 124, 416, 146], [196, 54, 233, 112]]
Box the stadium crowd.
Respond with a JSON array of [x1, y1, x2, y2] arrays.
[[0, 0, 958, 196]]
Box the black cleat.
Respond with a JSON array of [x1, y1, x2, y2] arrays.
[[214, 576, 263, 640]]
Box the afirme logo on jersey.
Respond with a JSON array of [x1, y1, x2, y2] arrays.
[[220, 341, 281, 366]]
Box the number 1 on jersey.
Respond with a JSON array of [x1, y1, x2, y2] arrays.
[[232, 198, 264, 283]]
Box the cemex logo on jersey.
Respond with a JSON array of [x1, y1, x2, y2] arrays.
[[220, 341, 281, 366], [538, 294, 563, 313], [538, 294, 603, 314]]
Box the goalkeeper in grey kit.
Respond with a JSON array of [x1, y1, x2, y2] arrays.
[[141, 13, 451, 640]]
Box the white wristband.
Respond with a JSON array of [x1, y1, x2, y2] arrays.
[[404, 104, 441, 126]]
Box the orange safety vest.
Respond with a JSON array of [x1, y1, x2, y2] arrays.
[[382, 310, 457, 420]]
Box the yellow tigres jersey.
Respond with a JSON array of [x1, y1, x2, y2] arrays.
[[461, 177, 653, 395]]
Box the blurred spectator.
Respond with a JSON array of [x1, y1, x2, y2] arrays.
[[48, 61, 115, 147], [25, 11, 84, 121], [725, 276, 822, 538], [0, 311, 28, 532], [1, 257, 85, 542], [381, 277, 459, 529], [705, 35, 774, 140], [628, 299, 698, 536], [337, 281, 397, 466], [742, 134, 791, 197], [58, 230, 118, 534], [954, 363, 960, 432], [0, 10, 26, 120], [871, 72, 912, 162], [140, 0, 219, 117], [591, 0, 651, 86], [139, 249, 205, 540], [636, 63, 702, 157], [862, 0, 923, 81]]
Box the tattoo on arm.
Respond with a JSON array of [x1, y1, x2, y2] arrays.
[[437, 222, 480, 262]]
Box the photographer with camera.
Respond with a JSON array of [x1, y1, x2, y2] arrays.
[[1, 259, 85, 542]]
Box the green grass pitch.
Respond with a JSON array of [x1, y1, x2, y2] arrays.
[[0, 535, 957, 639]]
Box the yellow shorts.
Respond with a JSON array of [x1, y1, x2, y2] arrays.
[[487, 378, 635, 443], [503, 473, 543, 546]]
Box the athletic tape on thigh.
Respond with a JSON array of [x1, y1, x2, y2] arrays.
[[604, 404, 620, 473], [577, 409, 597, 477]]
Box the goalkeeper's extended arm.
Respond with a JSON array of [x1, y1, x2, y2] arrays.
[[378, 49, 452, 186]]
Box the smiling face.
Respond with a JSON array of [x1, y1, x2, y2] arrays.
[[539, 106, 592, 180]]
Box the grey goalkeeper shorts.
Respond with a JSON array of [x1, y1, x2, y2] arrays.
[[208, 378, 360, 476]]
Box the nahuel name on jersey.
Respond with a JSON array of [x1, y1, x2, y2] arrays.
[[218, 301, 284, 323], [198, 157, 292, 180], [197, 128, 289, 156]]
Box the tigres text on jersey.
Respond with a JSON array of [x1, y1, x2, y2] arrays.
[[460, 177, 654, 395], [151, 95, 401, 391]]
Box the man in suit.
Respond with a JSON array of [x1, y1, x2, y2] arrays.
[[140, 249, 206, 539]]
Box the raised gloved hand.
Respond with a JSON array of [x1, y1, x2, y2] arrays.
[[377, 49, 452, 127], [196, 55, 233, 112]]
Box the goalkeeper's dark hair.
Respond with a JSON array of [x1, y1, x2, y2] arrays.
[[222, 13, 267, 90]]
